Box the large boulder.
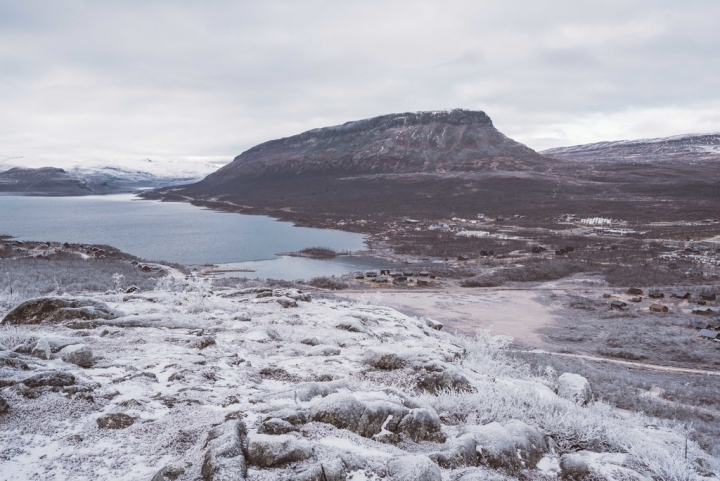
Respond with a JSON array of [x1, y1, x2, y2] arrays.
[[386, 455, 442, 481], [295, 459, 346, 481], [96, 413, 135, 429], [2, 297, 117, 325], [461, 422, 520, 473], [560, 451, 648, 481], [503, 420, 547, 468], [429, 433, 477, 469], [0, 395, 8, 414], [557, 373, 592, 405], [201, 420, 247, 480], [397, 408, 445, 443], [245, 434, 313, 468], [60, 344, 94, 368]]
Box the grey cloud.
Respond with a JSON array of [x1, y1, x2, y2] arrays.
[[0, 0, 718, 165]]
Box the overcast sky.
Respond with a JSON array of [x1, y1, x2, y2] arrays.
[[1, 1, 719, 168]]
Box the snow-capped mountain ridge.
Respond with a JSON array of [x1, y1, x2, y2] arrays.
[[543, 132, 720, 163]]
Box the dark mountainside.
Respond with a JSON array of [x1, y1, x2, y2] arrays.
[[0, 167, 112, 196], [144, 110, 720, 227]]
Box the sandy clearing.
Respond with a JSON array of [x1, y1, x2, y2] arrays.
[[336, 288, 560, 347]]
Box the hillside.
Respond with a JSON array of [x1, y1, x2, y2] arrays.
[[0, 160, 216, 196], [1, 279, 716, 479], [542, 132, 720, 164]]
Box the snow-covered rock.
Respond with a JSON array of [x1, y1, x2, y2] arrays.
[[246, 433, 313, 468], [560, 451, 649, 481], [201, 420, 247, 480], [557, 372, 592, 405], [59, 344, 94, 367], [1, 296, 118, 325], [387, 454, 442, 481], [31, 338, 52, 360]]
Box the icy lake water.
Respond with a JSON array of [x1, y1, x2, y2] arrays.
[[0, 194, 399, 279]]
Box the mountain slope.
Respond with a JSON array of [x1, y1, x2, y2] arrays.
[[542, 132, 720, 164], [199, 109, 551, 186], [0, 159, 218, 196]]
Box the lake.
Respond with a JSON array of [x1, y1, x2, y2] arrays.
[[0, 194, 399, 279]]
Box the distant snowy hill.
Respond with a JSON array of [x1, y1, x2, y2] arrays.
[[542, 132, 720, 164], [0, 158, 220, 195]]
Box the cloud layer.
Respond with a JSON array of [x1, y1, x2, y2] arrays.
[[1, 0, 719, 167]]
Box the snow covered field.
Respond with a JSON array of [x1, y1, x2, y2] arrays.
[[0, 278, 717, 480]]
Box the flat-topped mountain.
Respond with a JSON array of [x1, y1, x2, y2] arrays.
[[542, 132, 720, 164], [199, 109, 551, 185], [146, 113, 720, 225]]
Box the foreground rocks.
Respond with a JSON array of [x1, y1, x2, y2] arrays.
[[2, 297, 117, 325], [0, 284, 713, 480]]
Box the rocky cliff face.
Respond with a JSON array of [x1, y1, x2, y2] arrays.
[[542, 133, 720, 164], [199, 109, 551, 187]]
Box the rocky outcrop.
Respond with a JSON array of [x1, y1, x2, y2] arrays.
[[2, 297, 117, 325], [31, 338, 52, 360], [414, 360, 474, 394]]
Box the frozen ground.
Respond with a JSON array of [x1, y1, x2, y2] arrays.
[[0, 278, 717, 480]]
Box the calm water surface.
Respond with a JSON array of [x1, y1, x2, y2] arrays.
[[0, 195, 391, 279]]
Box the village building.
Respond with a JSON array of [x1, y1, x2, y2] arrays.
[[698, 329, 720, 340], [649, 304, 669, 313], [692, 306, 714, 315], [627, 287, 643, 295], [610, 300, 627, 310], [700, 291, 716, 301], [648, 290, 664, 299]]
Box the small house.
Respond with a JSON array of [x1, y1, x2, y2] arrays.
[[354, 273, 365, 280], [380, 269, 391, 276], [648, 290, 664, 299], [389, 271, 402, 277], [693, 320, 711, 330], [457, 255, 470, 261], [698, 329, 720, 340], [402, 270, 414, 277], [670, 291, 691, 299], [700, 292, 716, 301], [610, 300, 627, 310], [496, 215, 505, 222], [417, 278, 430, 286], [627, 287, 643, 295], [649, 304, 669, 313], [692, 306, 714, 315], [394, 276, 407, 283], [373, 276, 389, 283], [365, 271, 378, 278], [630, 296, 642, 303], [418, 271, 430, 277], [531, 246, 545, 254]]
